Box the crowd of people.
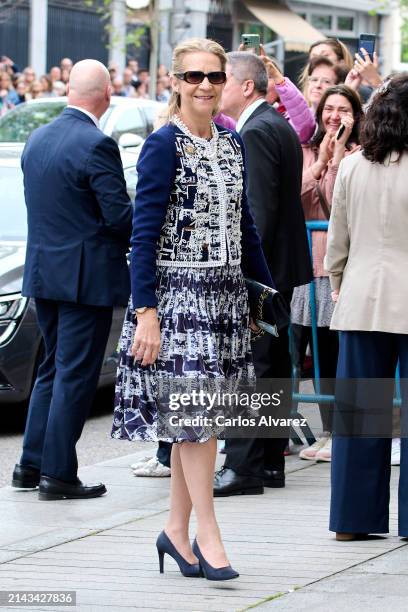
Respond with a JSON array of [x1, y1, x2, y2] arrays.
[[0, 54, 172, 115], [9, 33, 408, 579]]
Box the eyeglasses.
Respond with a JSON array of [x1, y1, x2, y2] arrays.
[[308, 76, 335, 86], [174, 71, 227, 85]]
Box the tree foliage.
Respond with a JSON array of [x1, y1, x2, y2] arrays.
[[83, 0, 147, 51], [400, 0, 408, 61]]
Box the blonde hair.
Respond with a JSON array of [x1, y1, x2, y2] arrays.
[[298, 38, 354, 94], [166, 38, 227, 120]]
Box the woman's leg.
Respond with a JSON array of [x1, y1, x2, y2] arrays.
[[164, 443, 197, 563], [396, 334, 408, 535], [179, 437, 229, 568], [330, 331, 396, 534]]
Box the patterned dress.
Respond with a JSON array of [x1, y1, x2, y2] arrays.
[[112, 117, 269, 443]]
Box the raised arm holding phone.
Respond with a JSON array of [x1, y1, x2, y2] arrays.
[[238, 38, 316, 143]]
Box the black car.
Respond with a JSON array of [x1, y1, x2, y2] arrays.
[[0, 144, 138, 405]]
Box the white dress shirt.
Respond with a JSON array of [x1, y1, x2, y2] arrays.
[[236, 98, 266, 133], [66, 105, 100, 128]]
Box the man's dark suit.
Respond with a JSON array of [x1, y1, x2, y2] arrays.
[[223, 101, 312, 480], [20, 107, 132, 483]]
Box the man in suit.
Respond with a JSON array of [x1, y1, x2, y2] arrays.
[[214, 52, 312, 496], [12, 60, 133, 500]]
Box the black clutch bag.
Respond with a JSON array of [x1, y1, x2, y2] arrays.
[[245, 278, 290, 338]]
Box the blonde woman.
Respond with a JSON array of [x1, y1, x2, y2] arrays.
[[112, 38, 273, 580], [299, 38, 353, 98]]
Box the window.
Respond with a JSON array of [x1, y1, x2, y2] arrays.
[[0, 101, 66, 143], [337, 16, 354, 32], [311, 14, 332, 30], [111, 107, 146, 141]]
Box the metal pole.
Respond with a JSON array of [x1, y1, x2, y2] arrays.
[[149, 0, 158, 100], [109, 0, 127, 73], [29, 0, 48, 75]]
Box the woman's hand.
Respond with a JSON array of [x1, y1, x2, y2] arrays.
[[259, 45, 285, 85], [311, 132, 334, 179], [345, 68, 362, 91], [331, 290, 339, 303], [132, 308, 161, 367], [318, 131, 335, 164], [332, 112, 354, 165], [249, 317, 261, 332], [354, 50, 382, 88]]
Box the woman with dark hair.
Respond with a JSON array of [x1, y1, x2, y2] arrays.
[[39, 74, 54, 97], [291, 85, 363, 462], [325, 73, 408, 540]]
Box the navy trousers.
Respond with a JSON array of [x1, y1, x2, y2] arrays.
[[330, 330, 408, 535], [21, 298, 113, 482]]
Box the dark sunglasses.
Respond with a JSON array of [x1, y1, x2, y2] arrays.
[[175, 71, 226, 85]]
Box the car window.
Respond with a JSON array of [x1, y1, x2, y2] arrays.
[[111, 107, 146, 141], [0, 167, 27, 239], [0, 102, 66, 142], [123, 166, 138, 203], [99, 106, 113, 132], [140, 104, 162, 133]]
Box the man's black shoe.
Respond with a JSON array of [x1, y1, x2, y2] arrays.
[[12, 464, 40, 489], [38, 476, 107, 500], [263, 469, 285, 488], [213, 467, 264, 497]]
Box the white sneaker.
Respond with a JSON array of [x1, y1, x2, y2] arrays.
[[130, 454, 155, 471], [315, 436, 332, 462], [132, 456, 171, 477], [299, 433, 330, 461], [391, 438, 400, 466]]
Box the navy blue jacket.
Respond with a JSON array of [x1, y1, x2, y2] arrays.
[[21, 107, 133, 307], [131, 122, 273, 308]]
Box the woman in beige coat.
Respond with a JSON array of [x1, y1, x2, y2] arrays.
[[325, 73, 408, 540]]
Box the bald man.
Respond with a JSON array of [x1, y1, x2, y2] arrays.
[[13, 60, 133, 500]]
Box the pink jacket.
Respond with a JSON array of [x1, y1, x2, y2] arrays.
[[214, 112, 236, 130], [302, 144, 360, 277], [275, 78, 316, 144]]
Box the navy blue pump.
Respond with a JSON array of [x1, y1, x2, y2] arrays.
[[156, 531, 201, 577], [192, 538, 239, 581]]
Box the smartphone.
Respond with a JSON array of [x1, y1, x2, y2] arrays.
[[358, 33, 376, 62], [241, 34, 260, 54], [336, 124, 346, 141]]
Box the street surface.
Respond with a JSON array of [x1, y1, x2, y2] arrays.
[[0, 387, 155, 488]]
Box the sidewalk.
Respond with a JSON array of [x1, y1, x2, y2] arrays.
[[0, 450, 405, 611]]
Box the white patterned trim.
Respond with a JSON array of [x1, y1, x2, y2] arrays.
[[157, 118, 242, 268]]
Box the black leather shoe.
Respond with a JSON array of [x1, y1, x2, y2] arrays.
[[263, 469, 285, 488], [213, 467, 263, 497], [38, 476, 107, 500], [12, 464, 41, 489]]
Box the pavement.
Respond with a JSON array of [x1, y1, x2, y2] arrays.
[[0, 447, 406, 612]]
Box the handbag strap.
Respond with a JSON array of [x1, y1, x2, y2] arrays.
[[313, 149, 331, 220], [316, 183, 330, 220]]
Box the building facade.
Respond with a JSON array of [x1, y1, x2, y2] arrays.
[[159, 0, 407, 81]]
